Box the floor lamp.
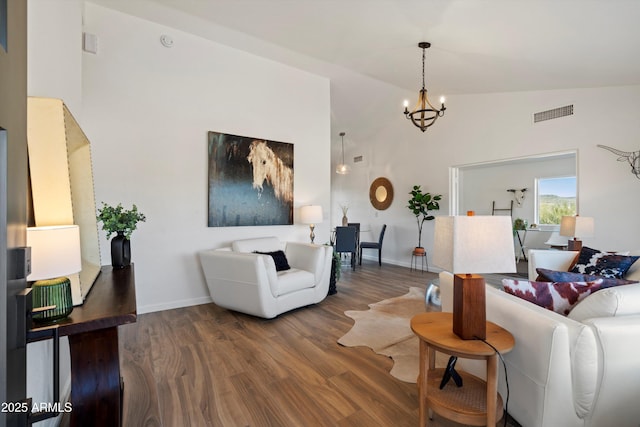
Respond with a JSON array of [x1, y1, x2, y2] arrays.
[[433, 216, 516, 340]]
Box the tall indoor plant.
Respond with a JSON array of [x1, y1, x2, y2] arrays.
[[97, 202, 146, 268], [407, 185, 441, 254]]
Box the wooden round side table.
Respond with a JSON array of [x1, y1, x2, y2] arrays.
[[410, 312, 515, 427]]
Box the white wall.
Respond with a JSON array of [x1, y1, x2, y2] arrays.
[[459, 155, 577, 250], [26, 1, 330, 421], [23, 2, 640, 421], [27, 0, 83, 116], [81, 3, 331, 313], [331, 84, 640, 268], [26, 2, 83, 424], [460, 155, 576, 219], [328, 67, 444, 261]]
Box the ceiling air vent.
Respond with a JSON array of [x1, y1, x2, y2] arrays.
[[533, 105, 573, 123]]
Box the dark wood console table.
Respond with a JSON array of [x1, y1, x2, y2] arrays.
[[28, 265, 137, 427]]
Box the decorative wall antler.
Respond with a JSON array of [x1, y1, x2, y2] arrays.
[[597, 145, 640, 180], [507, 188, 527, 206]]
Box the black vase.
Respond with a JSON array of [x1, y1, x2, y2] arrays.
[[111, 231, 131, 269]]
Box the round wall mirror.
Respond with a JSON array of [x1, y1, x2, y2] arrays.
[[369, 177, 394, 210]]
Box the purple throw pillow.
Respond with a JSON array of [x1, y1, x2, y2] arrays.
[[503, 278, 608, 315]]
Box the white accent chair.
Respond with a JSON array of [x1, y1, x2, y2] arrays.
[[544, 231, 569, 250], [198, 236, 333, 318]]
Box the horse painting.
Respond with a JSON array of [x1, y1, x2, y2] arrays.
[[208, 131, 293, 227], [247, 140, 294, 203]]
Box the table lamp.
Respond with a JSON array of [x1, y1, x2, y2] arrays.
[[300, 205, 323, 243], [27, 225, 82, 322], [433, 216, 516, 340], [560, 215, 594, 252]]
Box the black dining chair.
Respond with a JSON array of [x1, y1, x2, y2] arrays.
[[359, 224, 387, 266], [335, 226, 358, 271], [347, 222, 361, 264]]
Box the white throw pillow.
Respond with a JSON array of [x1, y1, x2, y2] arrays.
[[568, 283, 640, 321]]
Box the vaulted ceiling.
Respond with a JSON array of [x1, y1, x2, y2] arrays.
[[91, 0, 640, 95]]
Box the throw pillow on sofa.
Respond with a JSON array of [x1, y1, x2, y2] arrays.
[[570, 246, 639, 278], [503, 278, 610, 315], [625, 250, 640, 281], [254, 250, 291, 271], [568, 282, 640, 321], [536, 268, 638, 287]]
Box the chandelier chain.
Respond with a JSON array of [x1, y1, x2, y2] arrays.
[[422, 46, 426, 90]]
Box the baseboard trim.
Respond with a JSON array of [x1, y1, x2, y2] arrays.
[[139, 261, 442, 315], [359, 254, 443, 272], [138, 295, 213, 314]]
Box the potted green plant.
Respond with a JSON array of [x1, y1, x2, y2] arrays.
[[326, 241, 342, 295], [97, 202, 146, 268], [513, 218, 528, 231], [407, 185, 442, 254], [329, 250, 342, 295]]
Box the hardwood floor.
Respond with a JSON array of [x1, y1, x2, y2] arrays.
[[119, 260, 521, 427]]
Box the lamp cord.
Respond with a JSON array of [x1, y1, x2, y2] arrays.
[[474, 336, 510, 427]]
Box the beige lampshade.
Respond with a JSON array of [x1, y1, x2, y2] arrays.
[[433, 216, 516, 274], [300, 205, 323, 224], [560, 216, 594, 239], [27, 225, 82, 281]]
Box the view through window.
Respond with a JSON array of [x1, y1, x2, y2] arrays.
[[536, 176, 576, 225]]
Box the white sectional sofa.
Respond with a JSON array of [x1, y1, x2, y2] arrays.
[[439, 249, 640, 427], [199, 236, 333, 319]]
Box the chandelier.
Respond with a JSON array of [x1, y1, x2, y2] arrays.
[[403, 42, 446, 132], [336, 132, 350, 174]]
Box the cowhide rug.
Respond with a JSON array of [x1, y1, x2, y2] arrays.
[[338, 287, 440, 383]]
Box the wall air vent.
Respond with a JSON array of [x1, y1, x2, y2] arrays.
[[533, 105, 573, 123], [353, 155, 363, 163]]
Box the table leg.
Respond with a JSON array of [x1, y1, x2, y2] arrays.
[[418, 339, 429, 427], [516, 230, 527, 261], [68, 327, 122, 427], [427, 345, 435, 423], [486, 353, 498, 427]]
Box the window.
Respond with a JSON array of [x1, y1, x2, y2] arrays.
[[535, 176, 576, 226]]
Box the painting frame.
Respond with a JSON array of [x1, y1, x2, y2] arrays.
[[207, 131, 294, 227]]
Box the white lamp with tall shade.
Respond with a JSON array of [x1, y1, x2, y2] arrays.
[[300, 205, 323, 244], [27, 225, 82, 322], [560, 215, 594, 252], [433, 216, 516, 340]]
